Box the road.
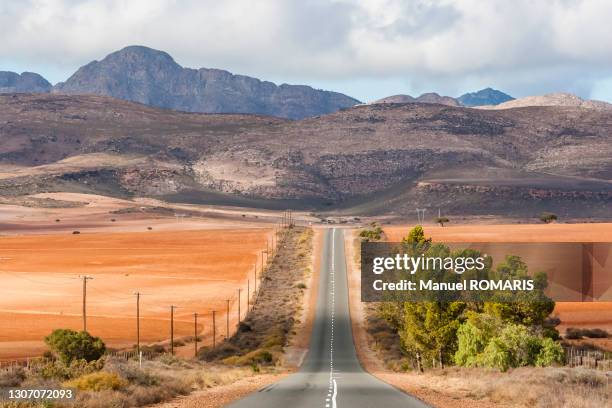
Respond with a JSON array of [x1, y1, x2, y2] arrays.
[[228, 228, 429, 408]]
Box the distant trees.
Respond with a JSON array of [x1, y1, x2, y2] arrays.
[[359, 222, 384, 242], [539, 213, 558, 223], [434, 217, 450, 227], [44, 329, 106, 364]]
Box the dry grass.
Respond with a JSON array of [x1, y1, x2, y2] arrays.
[[373, 365, 611, 408], [202, 227, 313, 368]]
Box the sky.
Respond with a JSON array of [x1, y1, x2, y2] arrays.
[[2, 0, 612, 103]]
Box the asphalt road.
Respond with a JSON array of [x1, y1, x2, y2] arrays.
[[228, 228, 429, 408]]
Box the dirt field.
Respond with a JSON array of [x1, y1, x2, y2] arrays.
[[383, 222, 612, 243], [0, 228, 272, 360], [383, 223, 612, 334], [0, 192, 312, 236]]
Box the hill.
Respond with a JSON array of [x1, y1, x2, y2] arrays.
[[51, 46, 359, 119], [479, 93, 612, 110], [373, 92, 459, 106], [0, 94, 610, 218]]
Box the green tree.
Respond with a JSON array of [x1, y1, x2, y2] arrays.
[[434, 217, 450, 227], [539, 213, 558, 223], [44, 329, 106, 364], [399, 301, 466, 369], [401, 225, 432, 246], [484, 256, 556, 330]]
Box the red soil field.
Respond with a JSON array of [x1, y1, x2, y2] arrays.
[[383, 223, 612, 333], [0, 228, 271, 360]]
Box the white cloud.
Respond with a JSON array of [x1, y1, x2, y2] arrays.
[[1, 0, 612, 100]]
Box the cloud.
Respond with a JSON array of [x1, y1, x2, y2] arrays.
[[1, 0, 612, 100]]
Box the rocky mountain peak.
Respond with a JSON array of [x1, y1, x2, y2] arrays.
[[51, 45, 359, 119], [0, 71, 52, 93], [458, 88, 514, 106]]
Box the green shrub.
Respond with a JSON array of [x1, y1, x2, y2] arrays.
[[36, 357, 104, 380], [44, 329, 106, 364], [535, 338, 565, 367], [66, 372, 128, 391], [540, 213, 558, 223], [455, 315, 565, 371], [359, 224, 384, 242]]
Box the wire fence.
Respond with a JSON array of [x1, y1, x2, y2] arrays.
[[564, 345, 612, 371]]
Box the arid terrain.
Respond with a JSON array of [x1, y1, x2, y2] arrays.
[[0, 220, 272, 360], [1, 93, 611, 218]]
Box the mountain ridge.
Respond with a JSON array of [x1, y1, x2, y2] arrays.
[[51, 45, 360, 119], [0, 71, 52, 93], [1, 93, 610, 218]]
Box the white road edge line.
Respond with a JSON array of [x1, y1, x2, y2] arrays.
[[332, 378, 338, 408]]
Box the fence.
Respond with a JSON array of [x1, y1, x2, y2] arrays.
[[564, 346, 612, 371]]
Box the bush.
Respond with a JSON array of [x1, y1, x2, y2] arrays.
[[565, 328, 584, 339], [0, 367, 26, 387], [223, 348, 274, 366], [535, 338, 565, 367], [540, 213, 558, 223], [44, 329, 106, 364], [565, 327, 609, 339], [454, 314, 565, 371], [66, 372, 128, 391], [36, 358, 104, 380], [359, 224, 384, 242]]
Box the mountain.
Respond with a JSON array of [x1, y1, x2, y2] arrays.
[[373, 92, 460, 106], [479, 93, 612, 111], [458, 88, 514, 106], [0, 71, 52, 93], [1, 93, 610, 218], [51, 46, 360, 119]]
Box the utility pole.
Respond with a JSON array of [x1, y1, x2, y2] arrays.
[[212, 311, 216, 348], [226, 299, 230, 339], [194, 312, 199, 358], [261, 250, 265, 272], [79, 276, 93, 332], [170, 305, 177, 355], [237, 288, 241, 324], [134, 292, 141, 355]]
